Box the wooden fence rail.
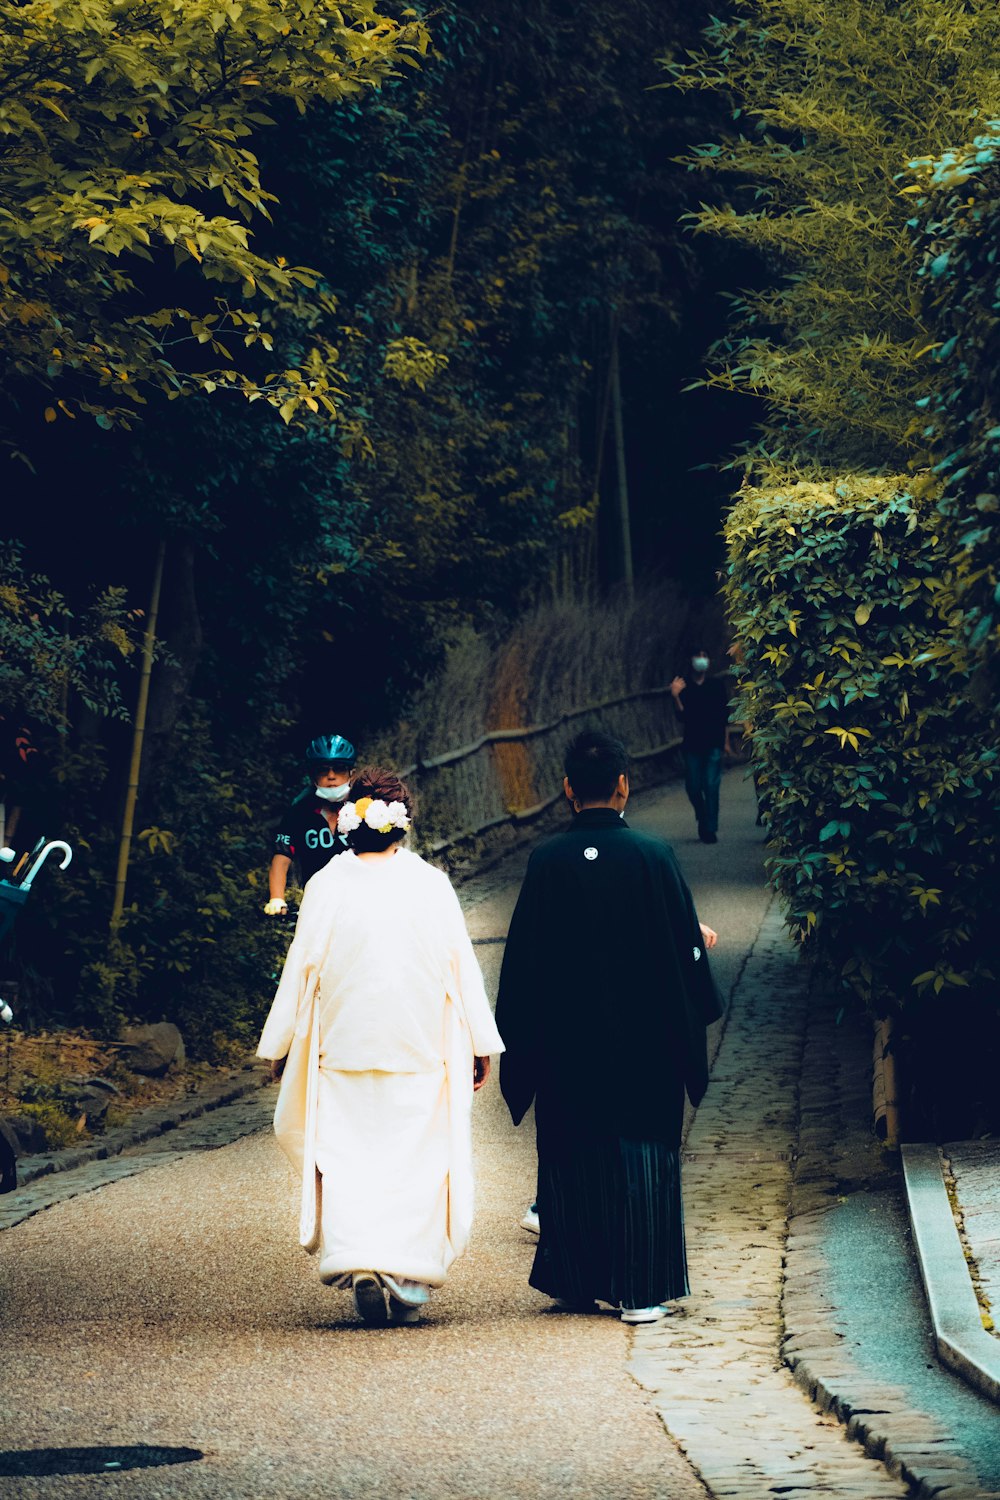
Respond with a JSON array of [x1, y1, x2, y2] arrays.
[[398, 683, 685, 855], [399, 684, 676, 778]]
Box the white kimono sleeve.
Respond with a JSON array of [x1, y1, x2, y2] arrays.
[[443, 883, 505, 1057], [256, 876, 331, 1060]]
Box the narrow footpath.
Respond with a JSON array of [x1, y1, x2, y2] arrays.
[[0, 771, 996, 1497]]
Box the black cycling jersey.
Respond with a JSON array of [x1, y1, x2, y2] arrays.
[[272, 787, 349, 885]]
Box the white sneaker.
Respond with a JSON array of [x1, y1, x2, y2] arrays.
[[388, 1298, 422, 1325], [520, 1204, 540, 1234], [620, 1305, 668, 1324], [352, 1272, 388, 1326], [381, 1273, 430, 1307]]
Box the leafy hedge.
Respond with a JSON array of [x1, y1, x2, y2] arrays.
[[725, 475, 999, 1024], [907, 125, 1000, 714]]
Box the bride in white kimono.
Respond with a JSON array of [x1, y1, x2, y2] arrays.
[[257, 765, 504, 1326]]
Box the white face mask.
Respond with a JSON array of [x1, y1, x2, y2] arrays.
[[692, 656, 710, 673], [315, 782, 351, 803]]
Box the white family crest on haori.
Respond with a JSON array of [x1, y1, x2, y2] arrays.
[[583, 846, 599, 860]]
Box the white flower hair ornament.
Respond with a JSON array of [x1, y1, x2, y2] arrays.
[[337, 796, 411, 835]]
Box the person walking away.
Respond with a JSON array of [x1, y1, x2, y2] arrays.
[[670, 651, 732, 844], [495, 729, 721, 1324], [264, 733, 357, 916], [257, 765, 504, 1325]]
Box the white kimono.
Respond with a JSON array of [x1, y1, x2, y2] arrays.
[[257, 848, 504, 1285]]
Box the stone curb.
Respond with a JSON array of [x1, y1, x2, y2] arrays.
[[901, 1142, 1000, 1406], [783, 989, 1000, 1500], [785, 1263, 1000, 1500], [11, 1063, 270, 1189]]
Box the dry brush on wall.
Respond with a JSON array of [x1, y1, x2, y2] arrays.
[[368, 586, 726, 852]]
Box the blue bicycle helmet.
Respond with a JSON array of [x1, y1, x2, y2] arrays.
[[305, 733, 356, 768]]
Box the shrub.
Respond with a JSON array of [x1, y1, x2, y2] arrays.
[[17, 708, 289, 1058], [106, 709, 291, 1058], [725, 475, 998, 1030], [907, 125, 1000, 715], [16, 1101, 80, 1149]]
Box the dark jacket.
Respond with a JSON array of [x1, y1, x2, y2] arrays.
[[679, 676, 730, 753], [495, 807, 722, 1148]]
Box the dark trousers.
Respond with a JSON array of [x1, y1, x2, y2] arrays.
[[682, 748, 722, 834]]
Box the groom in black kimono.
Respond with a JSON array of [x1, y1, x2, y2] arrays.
[[495, 729, 722, 1322]]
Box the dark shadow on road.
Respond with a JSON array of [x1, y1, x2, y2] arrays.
[[0, 1445, 204, 1476]]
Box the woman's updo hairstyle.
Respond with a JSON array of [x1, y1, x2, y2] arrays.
[[342, 764, 415, 854]]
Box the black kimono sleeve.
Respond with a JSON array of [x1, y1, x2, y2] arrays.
[[654, 846, 724, 1106], [495, 854, 546, 1127]]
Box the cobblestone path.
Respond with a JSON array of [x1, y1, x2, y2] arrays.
[[630, 906, 910, 1499]]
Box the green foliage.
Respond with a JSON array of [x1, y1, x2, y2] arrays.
[[381, 336, 449, 391], [669, 0, 1000, 479], [13, 1051, 92, 1143], [726, 475, 998, 1017], [0, 0, 427, 436], [24, 705, 289, 1055], [16, 1052, 77, 1107], [905, 126, 1000, 712], [118, 734, 292, 1057], [256, 0, 699, 677], [0, 541, 137, 725]]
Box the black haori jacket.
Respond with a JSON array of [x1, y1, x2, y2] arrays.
[[496, 808, 723, 1151]]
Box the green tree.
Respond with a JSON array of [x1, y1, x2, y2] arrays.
[[3, 0, 717, 1054], [307, 0, 702, 626], [0, 0, 427, 442], [676, 2, 1000, 1127], [670, 0, 1000, 479]]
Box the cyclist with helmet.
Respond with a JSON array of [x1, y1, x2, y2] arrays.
[[264, 734, 356, 916]]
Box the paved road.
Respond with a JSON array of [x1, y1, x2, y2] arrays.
[[0, 771, 915, 1497]]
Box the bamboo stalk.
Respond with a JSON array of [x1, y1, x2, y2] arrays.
[[591, 306, 622, 517], [110, 540, 166, 937], [873, 1015, 900, 1147], [610, 329, 634, 599], [444, 118, 474, 293]]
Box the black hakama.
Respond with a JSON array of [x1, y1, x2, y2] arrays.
[[496, 806, 721, 1308], [531, 1136, 690, 1308]]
